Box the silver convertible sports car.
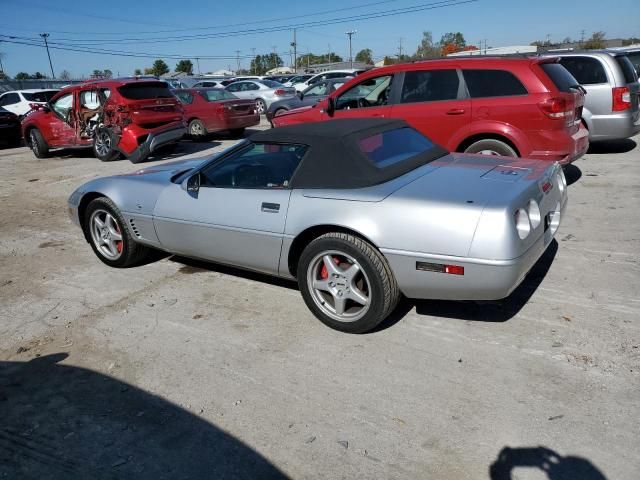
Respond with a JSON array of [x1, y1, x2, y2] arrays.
[[68, 118, 567, 333]]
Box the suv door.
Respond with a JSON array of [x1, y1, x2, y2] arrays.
[[326, 74, 395, 120], [46, 92, 77, 147], [390, 68, 469, 149]]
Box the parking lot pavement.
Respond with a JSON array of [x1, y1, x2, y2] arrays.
[[1, 125, 638, 479]]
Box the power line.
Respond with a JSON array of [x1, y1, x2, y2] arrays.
[[28, 0, 477, 45]]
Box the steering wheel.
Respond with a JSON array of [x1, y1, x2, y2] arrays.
[[357, 98, 370, 109]]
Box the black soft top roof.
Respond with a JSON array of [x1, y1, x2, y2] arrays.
[[250, 118, 448, 189]]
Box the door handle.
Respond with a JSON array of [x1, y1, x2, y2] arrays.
[[446, 108, 466, 115], [261, 202, 280, 213]]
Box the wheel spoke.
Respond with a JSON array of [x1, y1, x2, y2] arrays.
[[343, 263, 360, 281], [106, 239, 119, 257], [333, 296, 346, 315], [93, 216, 105, 229], [322, 255, 342, 277], [347, 286, 369, 306], [312, 278, 330, 292]]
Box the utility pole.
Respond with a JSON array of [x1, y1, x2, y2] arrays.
[[579, 29, 586, 47], [398, 37, 403, 61], [483, 38, 488, 55], [195, 57, 201, 75], [235, 50, 241, 73], [328, 43, 331, 63], [346, 30, 356, 69], [545, 33, 551, 46], [290, 29, 297, 73], [40, 33, 55, 78], [250, 48, 256, 74]]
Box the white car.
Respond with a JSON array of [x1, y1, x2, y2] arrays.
[[291, 70, 359, 92], [0, 89, 59, 117], [224, 80, 296, 114]]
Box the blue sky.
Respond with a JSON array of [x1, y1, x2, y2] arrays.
[[0, 0, 638, 77]]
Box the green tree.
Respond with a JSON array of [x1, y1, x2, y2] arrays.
[[134, 68, 142, 76], [59, 70, 71, 80], [355, 48, 373, 64], [150, 59, 170, 77], [251, 54, 283, 74], [92, 69, 103, 78], [584, 31, 606, 49], [103, 69, 113, 79], [15, 72, 30, 80], [440, 32, 466, 48], [175, 59, 193, 74], [33, 72, 47, 79], [415, 31, 441, 59], [143, 67, 154, 75]]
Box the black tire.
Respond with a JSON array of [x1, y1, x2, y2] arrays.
[[93, 128, 120, 162], [297, 232, 400, 333], [188, 119, 207, 140], [84, 197, 151, 268], [464, 138, 518, 157], [229, 128, 245, 138], [27, 128, 49, 158], [274, 108, 287, 118]]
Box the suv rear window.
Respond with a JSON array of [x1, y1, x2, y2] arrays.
[[118, 82, 173, 100], [614, 55, 638, 83], [539, 63, 580, 93], [559, 57, 607, 84], [22, 90, 58, 102], [401, 70, 459, 103], [463, 70, 527, 98], [358, 127, 436, 168]]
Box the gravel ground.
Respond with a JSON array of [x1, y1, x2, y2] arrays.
[[0, 122, 638, 479]]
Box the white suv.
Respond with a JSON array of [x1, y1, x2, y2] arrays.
[[0, 89, 59, 117], [291, 70, 360, 92]]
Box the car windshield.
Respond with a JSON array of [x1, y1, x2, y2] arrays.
[[260, 80, 283, 88], [202, 89, 237, 101], [22, 90, 58, 102], [118, 82, 174, 99], [358, 127, 437, 168], [290, 75, 312, 83]]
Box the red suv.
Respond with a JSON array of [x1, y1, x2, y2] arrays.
[[22, 79, 186, 163], [273, 57, 589, 164]]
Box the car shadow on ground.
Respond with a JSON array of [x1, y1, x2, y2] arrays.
[[563, 164, 582, 186], [489, 446, 607, 480], [407, 239, 559, 325], [0, 353, 288, 480], [587, 138, 637, 154], [169, 240, 557, 331]]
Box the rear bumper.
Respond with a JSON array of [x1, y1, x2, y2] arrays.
[[217, 114, 260, 131], [118, 123, 186, 164], [588, 112, 640, 141], [382, 195, 567, 301], [528, 124, 589, 165]]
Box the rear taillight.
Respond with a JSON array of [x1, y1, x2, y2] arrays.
[[538, 97, 572, 118], [612, 86, 631, 112], [274, 89, 286, 96]]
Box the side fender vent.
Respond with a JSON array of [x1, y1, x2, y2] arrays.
[[129, 218, 141, 238]]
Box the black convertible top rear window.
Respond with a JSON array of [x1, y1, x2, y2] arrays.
[[359, 128, 436, 168]]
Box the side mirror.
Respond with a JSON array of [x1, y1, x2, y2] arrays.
[[326, 97, 335, 117], [297, 91, 304, 100], [186, 172, 200, 193]]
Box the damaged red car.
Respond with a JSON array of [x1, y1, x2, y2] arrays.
[[22, 78, 186, 163], [172, 88, 260, 140]]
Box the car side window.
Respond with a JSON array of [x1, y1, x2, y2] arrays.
[[200, 142, 308, 189], [336, 75, 393, 110], [463, 69, 528, 98], [305, 82, 329, 96], [246, 83, 260, 91], [51, 93, 74, 120], [226, 83, 240, 92], [400, 69, 460, 103], [174, 91, 193, 104], [559, 57, 607, 84], [0, 93, 20, 106]]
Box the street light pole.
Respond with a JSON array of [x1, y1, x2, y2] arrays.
[[40, 33, 55, 78], [195, 57, 201, 75], [346, 30, 356, 69]]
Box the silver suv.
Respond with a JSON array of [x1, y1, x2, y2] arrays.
[[551, 51, 639, 141]]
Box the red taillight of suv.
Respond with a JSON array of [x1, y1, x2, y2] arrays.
[[274, 89, 286, 96], [612, 86, 631, 111], [538, 97, 573, 118]]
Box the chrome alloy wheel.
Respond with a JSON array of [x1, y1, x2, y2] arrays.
[[477, 149, 501, 156], [306, 250, 371, 322], [29, 130, 38, 152], [255, 99, 266, 114], [190, 121, 204, 136], [94, 130, 112, 157], [89, 209, 123, 260]]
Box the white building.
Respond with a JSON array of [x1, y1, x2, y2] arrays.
[[447, 45, 537, 57]]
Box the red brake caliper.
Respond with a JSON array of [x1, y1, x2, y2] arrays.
[[115, 223, 123, 253], [320, 256, 340, 279]]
